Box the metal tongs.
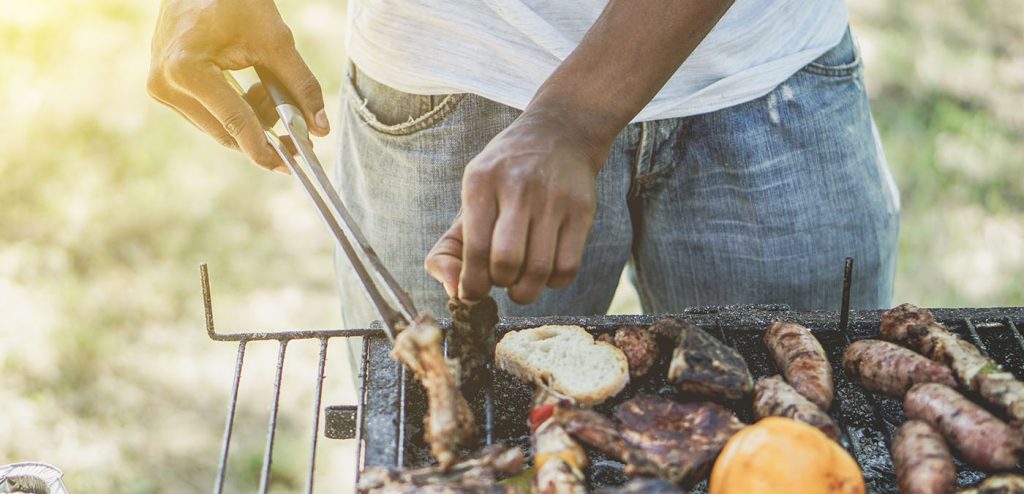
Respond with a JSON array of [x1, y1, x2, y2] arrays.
[[225, 68, 416, 341]]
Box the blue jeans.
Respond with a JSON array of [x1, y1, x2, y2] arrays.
[[334, 28, 899, 326]]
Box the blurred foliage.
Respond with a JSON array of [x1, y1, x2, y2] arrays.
[[0, 0, 1021, 492]]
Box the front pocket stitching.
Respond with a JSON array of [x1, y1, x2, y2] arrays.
[[345, 77, 466, 136], [802, 42, 863, 78]]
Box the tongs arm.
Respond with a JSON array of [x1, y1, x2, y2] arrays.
[[225, 68, 417, 341]]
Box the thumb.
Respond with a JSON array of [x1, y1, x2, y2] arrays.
[[263, 46, 329, 136], [425, 217, 464, 297]]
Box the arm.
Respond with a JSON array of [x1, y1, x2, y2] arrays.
[[147, 0, 328, 173], [426, 0, 734, 304]]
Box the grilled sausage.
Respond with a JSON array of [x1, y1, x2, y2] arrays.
[[763, 321, 834, 410], [881, 303, 937, 343], [957, 474, 1024, 493], [753, 375, 840, 439], [842, 339, 956, 397], [904, 383, 1024, 471], [892, 420, 956, 494]]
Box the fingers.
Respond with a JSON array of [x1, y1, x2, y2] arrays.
[[548, 215, 592, 289], [263, 44, 329, 136], [183, 65, 283, 171], [459, 196, 497, 303], [244, 82, 280, 129], [425, 216, 464, 297], [148, 75, 240, 150], [507, 216, 559, 304], [489, 207, 529, 288]]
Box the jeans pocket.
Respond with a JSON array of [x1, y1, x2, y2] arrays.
[[802, 28, 862, 78], [344, 62, 465, 136]]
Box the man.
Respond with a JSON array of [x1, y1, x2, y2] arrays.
[[148, 0, 899, 326]]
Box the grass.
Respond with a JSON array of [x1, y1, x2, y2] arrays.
[[0, 0, 1021, 492]]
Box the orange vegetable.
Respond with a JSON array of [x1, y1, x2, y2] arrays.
[[709, 417, 864, 494]]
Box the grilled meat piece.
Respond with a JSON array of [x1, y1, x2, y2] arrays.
[[391, 313, 476, 469], [754, 375, 840, 439], [904, 383, 1024, 471], [357, 443, 524, 493], [842, 339, 956, 397], [531, 388, 588, 494], [763, 321, 834, 410], [596, 479, 685, 494], [957, 474, 1024, 494], [881, 302, 937, 342], [882, 304, 1024, 426], [598, 325, 659, 379], [449, 296, 499, 390], [650, 319, 753, 400], [892, 420, 956, 494], [617, 396, 745, 487]]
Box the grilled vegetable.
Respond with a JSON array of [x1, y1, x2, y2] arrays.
[[763, 321, 834, 410], [842, 339, 956, 397], [754, 375, 840, 439], [904, 383, 1024, 471], [892, 420, 956, 494], [531, 389, 588, 493], [709, 417, 864, 494], [651, 318, 753, 400], [957, 474, 1024, 493]]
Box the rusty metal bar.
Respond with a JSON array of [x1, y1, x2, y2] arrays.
[[258, 339, 289, 494], [214, 341, 247, 494], [839, 257, 853, 333]]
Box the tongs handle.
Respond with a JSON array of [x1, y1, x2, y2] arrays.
[[254, 66, 296, 111]]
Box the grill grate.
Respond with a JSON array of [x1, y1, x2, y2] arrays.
[[202, 262, 1024, 492]]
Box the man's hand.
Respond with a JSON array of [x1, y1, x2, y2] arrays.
[[425, 113, 604, 305], [147, 0, 328, 173]]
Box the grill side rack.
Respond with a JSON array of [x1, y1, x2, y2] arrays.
[[201, 262, 1024, 493]]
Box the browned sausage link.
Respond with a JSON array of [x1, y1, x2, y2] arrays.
[[842, 339, 956, 397], [754, 375, 840, 439], [904, 383, 1024, 471], [763, 321, 834, 410], [892, 420, 956, 494], [881, 303, 937, 343], [956, 474, 1024, 494]]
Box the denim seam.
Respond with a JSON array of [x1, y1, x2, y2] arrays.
[[345, 74, 467, 136], [803, 37, 863, 78]]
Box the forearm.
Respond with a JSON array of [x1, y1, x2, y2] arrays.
[[525, 0, 734, 162]]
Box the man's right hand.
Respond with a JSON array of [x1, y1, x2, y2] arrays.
[[148, 0, 329, 173]]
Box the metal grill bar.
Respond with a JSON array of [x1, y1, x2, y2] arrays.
[[963, 318, 989, 355], [1005, 318, 1024, 354], [304, 337, 329, 494], [258, 339, 289, 494], [354, 338, 370, 484], [214, 341, 247, 494]]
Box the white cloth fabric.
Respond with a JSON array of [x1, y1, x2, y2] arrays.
[[346, 0, 849, 121]]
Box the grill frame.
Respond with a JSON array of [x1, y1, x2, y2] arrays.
[[201, 262, 1024, 492]]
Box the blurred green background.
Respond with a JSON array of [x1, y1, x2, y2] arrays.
[[1, 0, 1021, 492]]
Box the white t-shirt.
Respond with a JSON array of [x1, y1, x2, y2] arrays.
[[346, 1, 849, 121]]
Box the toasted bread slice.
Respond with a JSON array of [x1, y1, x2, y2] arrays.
[[495, 325, 629, 405]]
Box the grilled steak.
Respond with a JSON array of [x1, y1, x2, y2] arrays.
[[448, 296, 499, 391], [357, 443, 524, 493], [650, 319, 753, 400], [904, 383, 1024, 471], [598, 325, 659, 379], [754, 375, 840, 439], [554, 396, 744, 487], [892, 420, 956, 494], [842, 339, 956, 397], [763, 321, 834, 410], [391, 314, 476, 470], [882, 304, 1024, 427], [957, 474, 1024, 493]]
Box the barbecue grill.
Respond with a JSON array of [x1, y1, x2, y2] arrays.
[[200, 262, 1024, 493]]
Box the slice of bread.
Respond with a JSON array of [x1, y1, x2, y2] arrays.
[[495, 325, 629, 405]]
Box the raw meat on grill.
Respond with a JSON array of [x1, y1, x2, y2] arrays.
[[356, 443, 524, 493], [449, 296, 499, 392], [753, 375, 840, 439], [649, 318, 753, 400], [842, 339, 956, 397], [883, 304, 1024, 427], [555, 395, 745, 487], [892, 420, 956, 494], [763, 321, 834, 410], [598, 325, 659, 379], [957, 474, 1024, 493], [904, 383, 1024, 471], [391, 313, 476, 470]]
